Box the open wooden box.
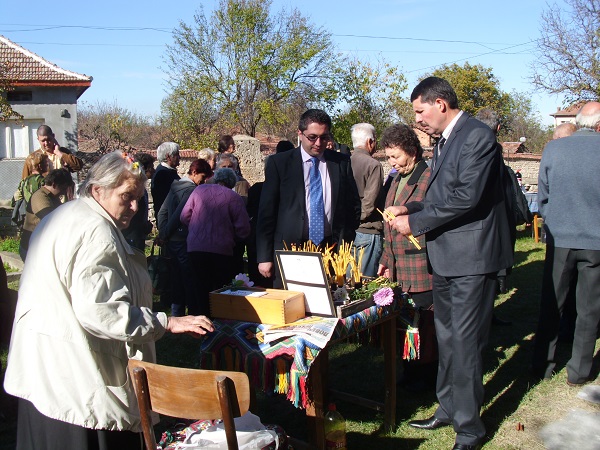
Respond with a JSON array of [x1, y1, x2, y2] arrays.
[[209, 287, 306, 325]]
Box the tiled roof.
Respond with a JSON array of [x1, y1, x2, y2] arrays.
[[549, 101, 585, 117], [0, 35, 92, 85]]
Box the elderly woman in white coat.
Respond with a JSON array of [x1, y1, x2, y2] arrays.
[[4, 151, 213, 450]]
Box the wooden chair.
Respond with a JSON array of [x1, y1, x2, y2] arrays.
[[128, 359, 250, 450]]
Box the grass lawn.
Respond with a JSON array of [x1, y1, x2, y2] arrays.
[[1, 229, 598, 449]]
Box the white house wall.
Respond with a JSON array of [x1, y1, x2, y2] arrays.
[[9, 86, 80, 153]]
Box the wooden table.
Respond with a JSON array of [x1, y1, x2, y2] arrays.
[[304, 312, 397, 448], [199, 302, 399, 449]]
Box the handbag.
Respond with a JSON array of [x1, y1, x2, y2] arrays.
[[147, 242, 171, 295]]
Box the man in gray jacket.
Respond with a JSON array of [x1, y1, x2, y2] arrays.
[[349, 123, 384, 277], [532, 101, 600, 386]]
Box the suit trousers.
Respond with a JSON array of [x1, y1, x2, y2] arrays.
[[532, 246, 600, 383], [432, 271, 496, 446]]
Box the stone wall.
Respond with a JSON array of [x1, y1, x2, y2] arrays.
[[504, 158, 541, 189], [233, 134, 266, 184]]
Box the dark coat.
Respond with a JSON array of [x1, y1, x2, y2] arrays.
[[151, 164, 180, 215], [256, 147, 361, 263], [407, 113, 513, 277], [156, 178, 196, 242]]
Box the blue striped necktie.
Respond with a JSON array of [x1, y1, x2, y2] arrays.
[[309, 157, 325, 245]]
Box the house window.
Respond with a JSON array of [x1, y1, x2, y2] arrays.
[[7, 91, 32, 101], [1, 120, 43, 158]]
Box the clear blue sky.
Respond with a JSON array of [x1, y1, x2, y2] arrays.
[[1, 0, 567, 127]]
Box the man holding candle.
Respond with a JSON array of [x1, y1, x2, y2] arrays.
[[390, 77, 512, 450]]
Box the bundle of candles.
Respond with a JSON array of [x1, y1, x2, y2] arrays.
[[283, 239, 366, 288], [377, 208, 422, 250]]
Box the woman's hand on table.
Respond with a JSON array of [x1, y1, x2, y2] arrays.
[[167, 315, 214, 337]]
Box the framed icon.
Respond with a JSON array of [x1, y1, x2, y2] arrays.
[[275, 250, 336, 317]]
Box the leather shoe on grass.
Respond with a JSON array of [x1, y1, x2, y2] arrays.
[[408, 416, 450, 430], [452, 444, 481, 450], [566, 378, 590, 387]]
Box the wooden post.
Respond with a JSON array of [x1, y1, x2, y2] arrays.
[[306, 348, 328, 449], [533, 214, 540, 243], [382, 315, 397, 431]]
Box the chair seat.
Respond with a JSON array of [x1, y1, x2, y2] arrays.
[[160, 419, 288, 449]]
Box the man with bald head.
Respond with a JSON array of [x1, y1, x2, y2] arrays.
[[552, 122, 577, 140], [22, 125, 82, 179], [532, 101, 600, 386]]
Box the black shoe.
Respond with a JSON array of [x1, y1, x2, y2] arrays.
[[408, 416, 450, 430], [492, 314, 512, 326], [452, 444, 481, 450]]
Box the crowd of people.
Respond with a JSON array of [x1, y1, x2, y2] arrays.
[[3, 78, 600, 450]]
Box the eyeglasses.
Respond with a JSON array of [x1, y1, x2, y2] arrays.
[[301, 131, 331, 143]]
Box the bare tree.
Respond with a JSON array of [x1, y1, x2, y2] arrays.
[[531, 0, 600, 102], [79, 101, 169, 152], [162, 0, 339, 139]]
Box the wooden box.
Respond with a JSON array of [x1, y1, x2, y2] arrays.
[[209, 287, 306, 325]]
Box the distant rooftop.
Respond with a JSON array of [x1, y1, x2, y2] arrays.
[[550, 101, 585, 118], [0, 34, 92, 97]]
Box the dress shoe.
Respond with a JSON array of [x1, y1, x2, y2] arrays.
[[566, 371, 591, 386], [452, 444, 481, 450], [566, 378, 590, 387], [408, 416, 450, 430], [492, 314, 512, 326]]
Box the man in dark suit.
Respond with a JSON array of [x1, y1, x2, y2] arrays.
[[256, 109, 361, 286], [390, 77, 513, 450], [151, 142, 181, 216]]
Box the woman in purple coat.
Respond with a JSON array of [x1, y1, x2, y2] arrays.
[[180, 168, 250, 316]]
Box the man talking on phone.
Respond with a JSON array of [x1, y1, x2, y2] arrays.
[[22, 125, 83, 179]]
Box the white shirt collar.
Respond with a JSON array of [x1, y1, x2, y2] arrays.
[[300, 146, 325, 163], [160, 161, 177, 170], [441, 110, 464, 140]]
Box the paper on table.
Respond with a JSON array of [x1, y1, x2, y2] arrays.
[[218, 289, 268, 297], [262, 317, 338, 348], [286, 283, 333, 316]]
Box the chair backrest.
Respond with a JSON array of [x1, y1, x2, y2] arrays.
[[128, 359, 251, 450]]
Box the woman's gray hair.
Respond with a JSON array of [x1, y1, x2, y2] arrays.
[[79, 151, 145, 198], [212, 168, 237, 189], [156, 142, 180, 162], [198, 147, 215, 162], [215, 152, 239, 170]]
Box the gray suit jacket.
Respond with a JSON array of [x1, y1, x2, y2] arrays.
[[408, 113, 513, 277], [538, 128, 600, 250]]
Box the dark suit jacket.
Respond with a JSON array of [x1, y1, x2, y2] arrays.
[[256, 147, 361, 263], [151, 165, 180, 215], [407, 113, 513, 277]]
